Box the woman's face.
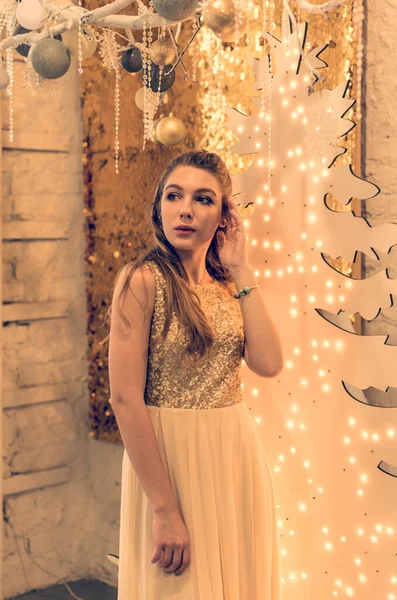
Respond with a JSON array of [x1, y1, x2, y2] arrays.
[[160, 165, 226, 250]]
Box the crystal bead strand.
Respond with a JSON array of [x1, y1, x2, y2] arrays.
[[5, 18, 14, 143], [353, 0, 364, 122], [78, 0, 83, 74], [191, 16, 199, 83], [143, 0, 155, 148], [266, 1, 275, 201], [114, 54, 121, 174], [140, 3, 149, 150], [261, 0, 273, 201]]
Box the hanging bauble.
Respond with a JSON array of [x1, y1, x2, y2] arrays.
[[13, 24, 62, 57], [121, 47, 142, 73], [152, 0, 200, 22], [16, 0, 45, 31], [13, 25, 32, 57], [135, 86, 147, 110], [0, 68, 10, 90], [149, 36, 176, 67], [150, 118, 161, 144], [141, 62, 175, 92], [135, 86, 163, 112], [204, 0, 248, 43], [156, 116, 186, 146], [61, 26, 97, 60], [30, 38, 71, 79]]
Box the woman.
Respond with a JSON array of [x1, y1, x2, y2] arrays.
[[107, 150, 284, 599]]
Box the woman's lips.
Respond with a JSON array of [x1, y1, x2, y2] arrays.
[[175, 228, 195, 235]]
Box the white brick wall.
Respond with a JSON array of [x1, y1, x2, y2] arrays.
[[1, 56, 107, 597]]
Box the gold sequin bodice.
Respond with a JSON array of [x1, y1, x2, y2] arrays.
[[143, 259, 245, 409]]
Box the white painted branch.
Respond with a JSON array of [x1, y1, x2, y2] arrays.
[[0, 2, 192, 52], [295, 0, 346, 13]]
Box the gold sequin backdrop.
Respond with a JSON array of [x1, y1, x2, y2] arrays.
[[83, 0, 363, 442]]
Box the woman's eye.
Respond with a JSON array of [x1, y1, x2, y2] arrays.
[[167, 194, 211, 204]]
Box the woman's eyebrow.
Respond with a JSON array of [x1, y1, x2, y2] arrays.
[[164, 184, 217, 196]]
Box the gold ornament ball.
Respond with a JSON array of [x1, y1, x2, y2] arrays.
[[204, 0, 248, 43], [149, 37, 176, 67], [156, 116, 186, 147], [61, 26, 97, 59]]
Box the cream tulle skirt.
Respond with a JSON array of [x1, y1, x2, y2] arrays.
[[117, 400, 283, 600]]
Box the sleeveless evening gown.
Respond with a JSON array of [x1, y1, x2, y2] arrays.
[[117, 258, 283, 599]]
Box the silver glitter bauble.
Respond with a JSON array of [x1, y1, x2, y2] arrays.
[[152, 0, 200, 22], [204, 0, 248, 43], [31, 38, 71, 80], [149, 36, 176, 67], [13, 24, 62, 57]]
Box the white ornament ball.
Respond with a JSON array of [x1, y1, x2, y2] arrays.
[[31, 38, 71, 79], [16, 0, 45, 31], [61, 27, 97, 60], [0, 68, 10, 90], [153, 0, 200, 22], [135, 86, 163, 112], [135, 86, 147, 111], [156, 116, 186, 146]]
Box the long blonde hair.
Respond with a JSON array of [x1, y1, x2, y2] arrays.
[[99, 149, 233, 360]]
